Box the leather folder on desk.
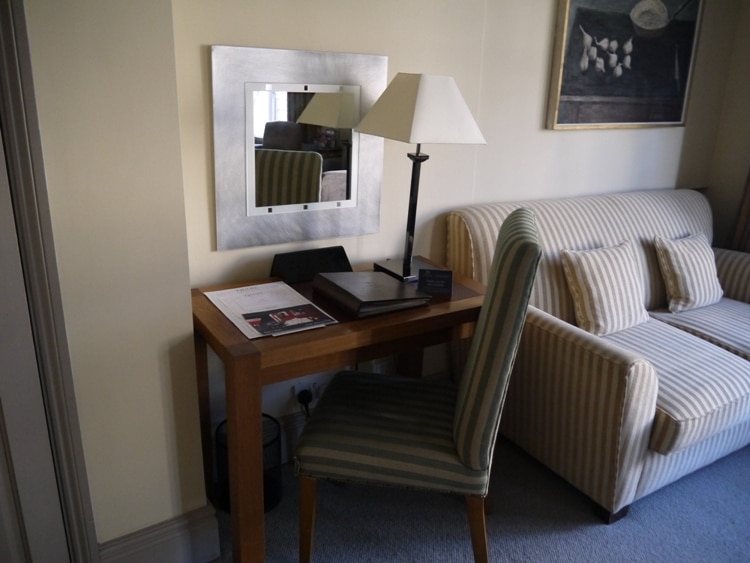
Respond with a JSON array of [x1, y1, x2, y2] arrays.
[[312, 271, 431, 318]]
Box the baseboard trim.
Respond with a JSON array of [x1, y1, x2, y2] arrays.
[[99, 504, 220, 563]]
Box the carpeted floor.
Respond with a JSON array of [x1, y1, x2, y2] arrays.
[[213, 438, 750, 562]]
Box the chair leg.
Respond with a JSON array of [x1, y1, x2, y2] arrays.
[[466, 496, 489, 563], [299, 475, 318, 563]]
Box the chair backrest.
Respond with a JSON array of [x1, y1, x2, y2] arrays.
[[262, 121, 303, 150], [454, 207, 541, 471], [255, 149, 323, 206]]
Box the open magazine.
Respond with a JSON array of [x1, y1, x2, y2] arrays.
[[205, 281, 337, 339]]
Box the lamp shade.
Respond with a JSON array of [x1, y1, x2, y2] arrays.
[[297, 92, 358, 129], [355, 73, 485, 145]]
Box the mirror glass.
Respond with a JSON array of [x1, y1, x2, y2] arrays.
[[245, 83, 361, 216], [211, 46, 387, 250]]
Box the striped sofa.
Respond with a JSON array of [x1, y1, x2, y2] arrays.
[[446, 188, 750, 521]]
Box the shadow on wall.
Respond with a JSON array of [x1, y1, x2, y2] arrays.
[[168, 335, 209, 511]]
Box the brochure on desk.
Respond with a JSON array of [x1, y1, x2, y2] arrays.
[[205, 281, 337, 340]]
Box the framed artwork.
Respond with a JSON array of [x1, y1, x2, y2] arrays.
[[546, 0, 704, 129]]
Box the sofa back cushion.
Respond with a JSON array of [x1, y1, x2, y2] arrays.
[[446, 189, 713, 324]]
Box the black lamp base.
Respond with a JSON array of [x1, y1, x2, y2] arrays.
[[373, 256, 435, 283]]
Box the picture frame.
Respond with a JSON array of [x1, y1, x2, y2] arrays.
[[546, 0, 704, 129]]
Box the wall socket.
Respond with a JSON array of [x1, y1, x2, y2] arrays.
[[291, 383, 312, 408], [291, 380, 327, 410]]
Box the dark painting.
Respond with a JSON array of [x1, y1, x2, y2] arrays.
[[547, 0, 703, 128]]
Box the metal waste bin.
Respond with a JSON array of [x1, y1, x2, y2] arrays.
[[214, 413, 282, 513]]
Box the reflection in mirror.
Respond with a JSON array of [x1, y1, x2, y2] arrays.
[[245, 84, 360, 216]]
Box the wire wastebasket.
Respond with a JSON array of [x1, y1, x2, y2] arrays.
[[214, 413, 282, 513]]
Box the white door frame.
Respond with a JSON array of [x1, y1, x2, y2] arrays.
[[0, 1, 98, 560], [1, 129, 69, 562]]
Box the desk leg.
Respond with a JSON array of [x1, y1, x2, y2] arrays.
[[226, 357, 265, 563], [194, 332, 213, 503]]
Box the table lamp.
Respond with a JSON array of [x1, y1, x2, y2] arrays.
[[297, 91, 357, 129], [297, 91, 358, 198], [355, 73, 485, 282]]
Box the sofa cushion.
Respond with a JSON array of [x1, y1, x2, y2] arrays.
[[654, 234, 723, 312], [604, 319, 750, 455], [650, 298, 750, 361], [561, 241, 649, 336]]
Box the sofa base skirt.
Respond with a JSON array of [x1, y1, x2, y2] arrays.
[[636, 420, 750, 502]]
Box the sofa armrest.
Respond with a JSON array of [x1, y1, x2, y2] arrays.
[[500, 306, 658, 514], [446, 204, 515, 284], [714, 247, 750, 303], [446, 209, 481, 282]]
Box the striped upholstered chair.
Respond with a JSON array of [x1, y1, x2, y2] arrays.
[[255, 148, 323, 207], [294, 208, 541, 562]]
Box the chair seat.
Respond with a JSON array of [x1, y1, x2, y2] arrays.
[[295, 371, 489, 496]]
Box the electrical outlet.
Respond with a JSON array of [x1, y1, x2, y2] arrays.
[[285, 375, 334, 415], [292, 383, 313, 405]]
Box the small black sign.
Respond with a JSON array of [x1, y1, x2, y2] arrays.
[[418, 269, 453, 296]]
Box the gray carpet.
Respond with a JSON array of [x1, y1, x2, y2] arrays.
[[213, 438, 750, 562]]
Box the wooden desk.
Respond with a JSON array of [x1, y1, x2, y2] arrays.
[[192, 271, 484, 562]]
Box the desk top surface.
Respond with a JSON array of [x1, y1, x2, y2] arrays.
[[192, 266, 485, 379]]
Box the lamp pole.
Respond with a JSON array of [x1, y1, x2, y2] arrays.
[[402, 144, 429, 279]]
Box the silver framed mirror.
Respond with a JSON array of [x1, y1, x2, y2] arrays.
[[211, 46, 387, 250]]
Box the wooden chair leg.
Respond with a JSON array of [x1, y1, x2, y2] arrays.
[[466, 495, 489, 563], [299, 475, 318, 563]]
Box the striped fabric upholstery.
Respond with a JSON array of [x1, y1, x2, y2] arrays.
[[446, 189, 713, 324], [448, 188, 750, 516], [650, 299, 750, 361], [654, 234, 723, 312], [636, 416, 750, 501], [254, 148, 322, 207], [454, 208, 542, 471], [560, 241, 649, 336], [295, 209, 541, 497], [714, 247, 750, 303], [605, 320, 750, 454], [294, 373, 488, 494], [499, 305, 658, 514]]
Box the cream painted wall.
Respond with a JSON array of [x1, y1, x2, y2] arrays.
[[173, 0, 488, 286], [17, 0, 750, 551], [176, 0, 741, 289], [475, 2, 687, 201], [24, 0, 205, 543]]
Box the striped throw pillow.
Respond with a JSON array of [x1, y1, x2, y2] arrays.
[[561, 241, 649, 336], [654, 234, 723, 312]]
